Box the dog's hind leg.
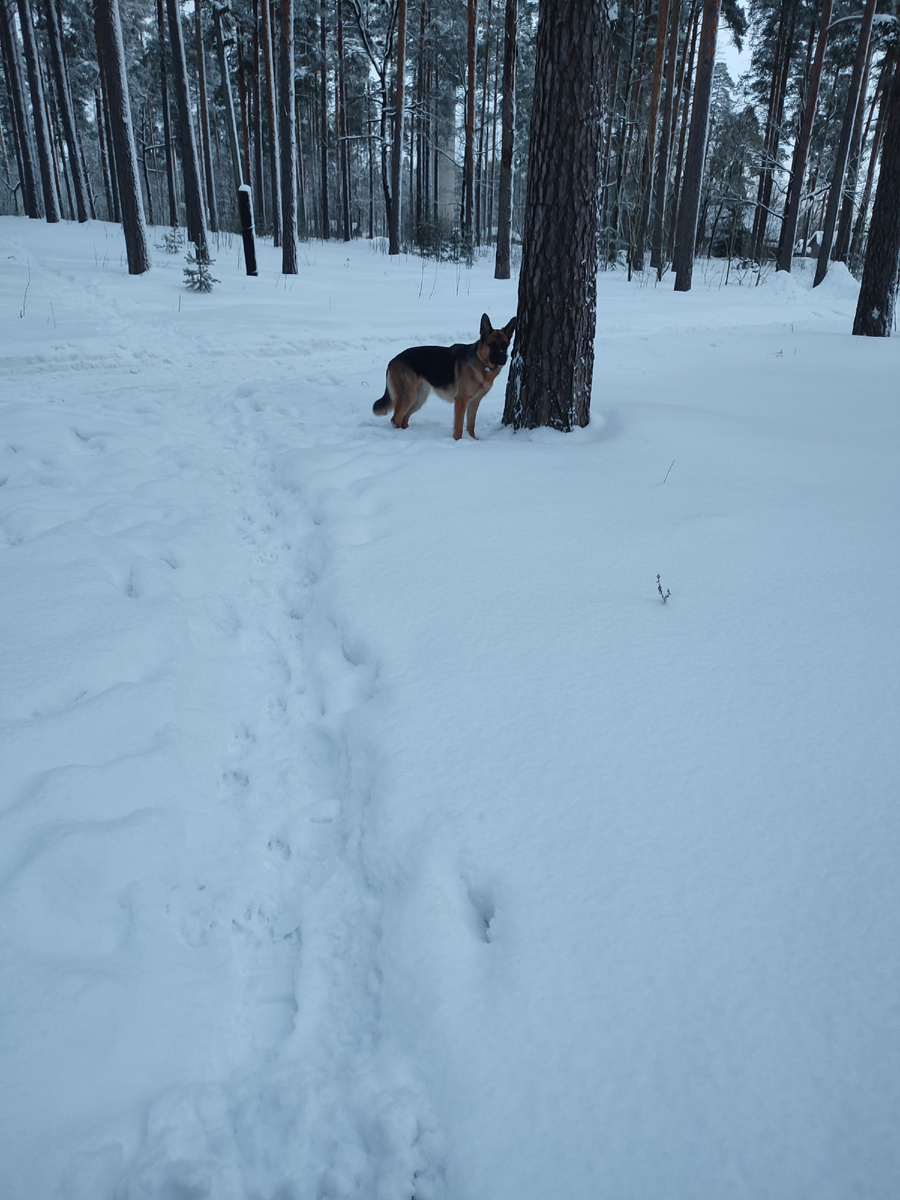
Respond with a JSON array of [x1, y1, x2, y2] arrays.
[[403, 380, 430, 428], [390, 362, 425, 430]]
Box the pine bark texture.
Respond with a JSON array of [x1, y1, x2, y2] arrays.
[[93, 0, 150, 273], [672, 0, 720, 291], [853, 53, 900, 337], [503, 0, 608, 431]]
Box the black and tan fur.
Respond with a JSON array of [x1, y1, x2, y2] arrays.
[[372, 313, 517, 440]]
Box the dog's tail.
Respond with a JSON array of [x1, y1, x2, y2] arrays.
[[373, 390, 393, 416]]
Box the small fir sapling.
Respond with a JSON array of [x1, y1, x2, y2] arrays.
[[157, 226, 185, 254], [657, 574, 671, 603], [183, 244, 219, 293]]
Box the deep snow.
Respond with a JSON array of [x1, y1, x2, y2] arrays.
[[1, 217, 899, 1200]]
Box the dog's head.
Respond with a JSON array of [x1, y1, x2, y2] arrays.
[[479, 313, 517, 368]]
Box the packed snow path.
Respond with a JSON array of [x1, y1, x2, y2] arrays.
[[1, 220, 899, 1200]]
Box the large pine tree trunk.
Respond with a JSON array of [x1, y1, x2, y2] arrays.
[[814, 0, 877, 286], [672, 0, 720, 291], [278, 0, 298, 272], [388, 0, 407, 253], [93, 0, 150, 273], [493, 0, 517, 279], [166, 0, 207, 252], [503, 0, 608, 431], [852, 52, 900, 337], [16, 0, 60, 221], [776, 0, 832, 272]]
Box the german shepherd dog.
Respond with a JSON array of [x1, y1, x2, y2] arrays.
[[372, 314, 517, 440]]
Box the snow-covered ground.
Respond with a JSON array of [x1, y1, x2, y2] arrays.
[[1, 217, 898, 1200]]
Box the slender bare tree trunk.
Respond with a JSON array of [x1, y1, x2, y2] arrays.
[[849, 75, 888, 271], [16, 0, 59, 220], [279, 0, 298, 271], [750, 0, 795, 261], [494, 0, 516, 278], [463, 0, 476, 250], [776, 0, 832, 272], [672, 0, 720, 291], [93, 0, 150, 272], [337, 0, 351, 240], [0, 0, 41, 216], [319, 0, 329, 237], [835, 44, 877, 264], [650, 0, 681, 273], [251, 3, 265, 232], [667, 0, 700, 255], [43, 0, 89, 220], [260, 0, 281, 245], [195, 0, 218, 232], [166, 0, 207, 251], [387, 0, 407, 253], [632, 0, 670, 271], [154, 0, 177, 227], [814, 0, 877, 285]]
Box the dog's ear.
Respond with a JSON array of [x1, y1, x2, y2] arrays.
[[504, 317, 517, 338], [480, 313, 493, 339]]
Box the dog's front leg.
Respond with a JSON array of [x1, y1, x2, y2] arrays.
[[453, 395, 468, 440], [466, 393, 485, 439]]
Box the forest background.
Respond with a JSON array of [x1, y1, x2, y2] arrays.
[[1, 0, 898, 298]]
